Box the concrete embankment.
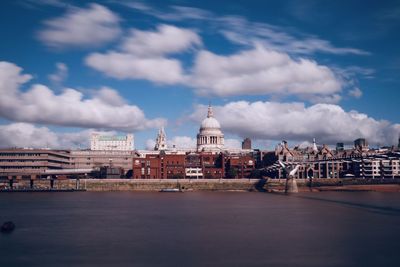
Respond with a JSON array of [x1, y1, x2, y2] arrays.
[[1, 178, 400, 192]]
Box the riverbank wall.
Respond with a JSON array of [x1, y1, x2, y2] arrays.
[[1, 178, 400, 192]]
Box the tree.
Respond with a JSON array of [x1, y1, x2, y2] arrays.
[[250, 169, 261, 178], [226, 168, 238, 178]]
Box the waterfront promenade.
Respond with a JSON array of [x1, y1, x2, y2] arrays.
[[1, 178, 400, 192]]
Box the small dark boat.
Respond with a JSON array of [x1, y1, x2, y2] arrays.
[[1, 221, 15, 233]]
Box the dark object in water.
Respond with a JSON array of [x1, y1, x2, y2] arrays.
[[1, 221, 15, 233]]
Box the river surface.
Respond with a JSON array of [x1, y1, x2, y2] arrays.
[[1, 191, 400, 267]]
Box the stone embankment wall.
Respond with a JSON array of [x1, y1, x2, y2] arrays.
[[1, 178, 400, 191]]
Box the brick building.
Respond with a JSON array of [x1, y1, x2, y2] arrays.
[[132, 151, 225, 179], [132, 152, 186, 179], [225, 153, 255, 178]]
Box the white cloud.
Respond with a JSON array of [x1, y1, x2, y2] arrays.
[[190, 102, 400, 146], [93, 86, 126, 106], [48, 62, 68, 84], [85, 52, 185, 84], [189, 44, 342, 100], [120, 24, 202, 56], [0, 123, 117, 149], [0, 61, 165, 131], [38, 3, 121, 48], [348, 87, 363, 98], [224, 138, 242, 149], [0, 123, 59, 149], [145, 139, 157, 150], [85, 24, 201, 84], [168, 136, 196, 149]]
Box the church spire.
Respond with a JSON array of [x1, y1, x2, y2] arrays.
[[312, 138, 318, 153], [154, 126, 167, 151], [207, 103, 213, 118]]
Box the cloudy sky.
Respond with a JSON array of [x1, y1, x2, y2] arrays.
[[0, 0, 399, 150]]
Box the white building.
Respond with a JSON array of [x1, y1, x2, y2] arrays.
[[197, 105, 224, 152], [90, 133, 134, 151]]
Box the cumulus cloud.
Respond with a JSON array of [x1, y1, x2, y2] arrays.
[[86, 35, 350, 101], [0, 123, 59, 149], [37, 3, 121, 48], [0, 123, 116, 149], [92, 86, 126, 106], [120, 24, 202, 56], [348, 87, 363, 98], [224, 138, 242, 149], [0, 61, 165, 131], [48, 62, 68, 84], [190, 102, 400, 146], [85, 24, 201, 84], [189, 44, 342, 100], [85, 52, 185, 84], [168, 136, 196, 149], [145, 139, 157, 150]]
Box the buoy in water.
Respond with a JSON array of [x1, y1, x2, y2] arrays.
[[1, 221, 15, 233]]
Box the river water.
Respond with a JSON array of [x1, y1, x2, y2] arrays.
[[0, 191, 399, 267]]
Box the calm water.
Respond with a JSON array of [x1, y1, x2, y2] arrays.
[[1, 191, 400, 267]]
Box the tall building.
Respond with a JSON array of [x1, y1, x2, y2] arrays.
[[336, 143, 344, 151], [196, 105, 224, 152], [354, 138, 368, 151], [398, 134, 400, 150], [154, 127, 168, 151], [90, 133, 134, 151], [242, 138, 252, 150]]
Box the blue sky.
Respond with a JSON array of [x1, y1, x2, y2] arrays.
[[0, 0, 399, 149]]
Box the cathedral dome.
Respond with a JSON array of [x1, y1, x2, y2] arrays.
[[199, 104, 221, 131], [196, 104, 224, 152], [200, 117, 221, 130]]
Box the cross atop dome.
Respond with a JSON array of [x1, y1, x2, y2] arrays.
[[207, 103, 214, 118]]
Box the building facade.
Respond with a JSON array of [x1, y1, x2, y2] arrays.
[[90, 133, 134, 151], [263, 139, 400, 179], [0, 149, 70, 175], [132, 151, 186, 179], [69, 150, 138, 175]]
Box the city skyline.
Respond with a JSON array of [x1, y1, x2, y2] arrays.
[[0, 0, 399, 150]]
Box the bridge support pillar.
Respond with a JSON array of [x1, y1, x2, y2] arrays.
[[285, 178, 298, 193]]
